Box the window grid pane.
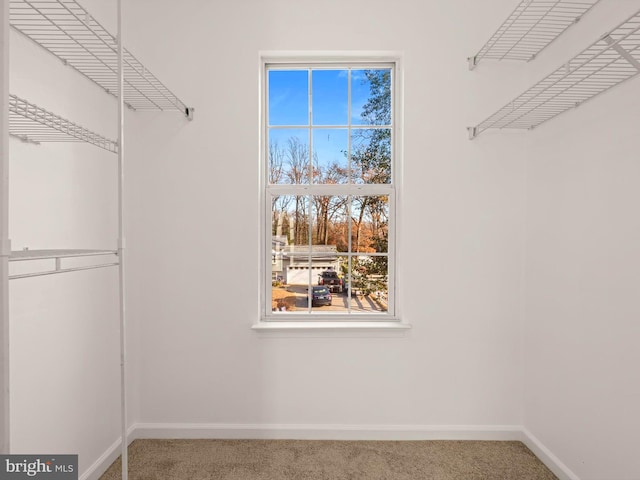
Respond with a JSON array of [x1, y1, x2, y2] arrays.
[[266, 62, 395, 319]]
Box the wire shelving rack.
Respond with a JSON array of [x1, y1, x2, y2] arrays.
[[9, 92, 118, 278], [4, 1, 192, 476], [469, 0, 602, 69], [9, 249, 119, 279], [9, 94, 118, 152], [9, 0, 193, 119], [469, 9, 640, 139]]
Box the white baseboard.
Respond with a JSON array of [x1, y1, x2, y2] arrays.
[[520, 428, 580, 480], [80, 425, 137, 480], [84, 423, 580, 480], [133, 422, 522, 441]]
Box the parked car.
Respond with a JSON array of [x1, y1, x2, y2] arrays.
[[317, 270, 343, 293], [311, 286, 332, 307]]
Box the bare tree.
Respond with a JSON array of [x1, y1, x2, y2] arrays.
[[285, 137, 310, 244], [312, 162, 348, 245], [269, 141, 292, 236]]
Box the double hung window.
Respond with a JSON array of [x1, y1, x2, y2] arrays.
[[261, 56, 400, 322]]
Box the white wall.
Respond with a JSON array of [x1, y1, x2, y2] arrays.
[[122, 0, 526, 432], [11, 0, 640, 478], [8, 1, 122, 475], [523, 1, 640, 478], [1, 0, 10, 454]]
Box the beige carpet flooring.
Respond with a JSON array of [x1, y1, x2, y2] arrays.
[[99, 439, 558, 480]]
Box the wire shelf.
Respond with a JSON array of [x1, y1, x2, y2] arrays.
[[469, 9, 640, 139], [469, 0, 602, 69], [9, 94, 118, 152], [10, 0, 192, 118], [9, 249, 119, 279], [10, 249, 117, 260]]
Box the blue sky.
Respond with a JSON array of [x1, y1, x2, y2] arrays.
[[268, 68, 389, 180], [268, 69, 374, 126]]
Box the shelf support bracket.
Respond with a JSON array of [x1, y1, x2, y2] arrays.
[[602, 35, 640, 71], [185, 107, 194, 121], [468, 56, 478, 71], [467, 126, 478, 140]]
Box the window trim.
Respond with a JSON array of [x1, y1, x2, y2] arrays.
[[257, 51, 406, 329]]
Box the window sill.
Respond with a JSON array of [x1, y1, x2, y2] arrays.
[[252, 320, 411, 336]]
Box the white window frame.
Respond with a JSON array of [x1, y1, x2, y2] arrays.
[[256, 52, 408, 331]]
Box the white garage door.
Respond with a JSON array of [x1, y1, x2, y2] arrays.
[[287, 265, 333, 285]]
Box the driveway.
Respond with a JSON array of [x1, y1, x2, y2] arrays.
[[285, 285, 385, 313]]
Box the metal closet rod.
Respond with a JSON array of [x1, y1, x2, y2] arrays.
[[8, 249, 119, 280], [116, 0, 128, 478]]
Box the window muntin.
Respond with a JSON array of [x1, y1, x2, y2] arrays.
[[264, 62, 396, 320]]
